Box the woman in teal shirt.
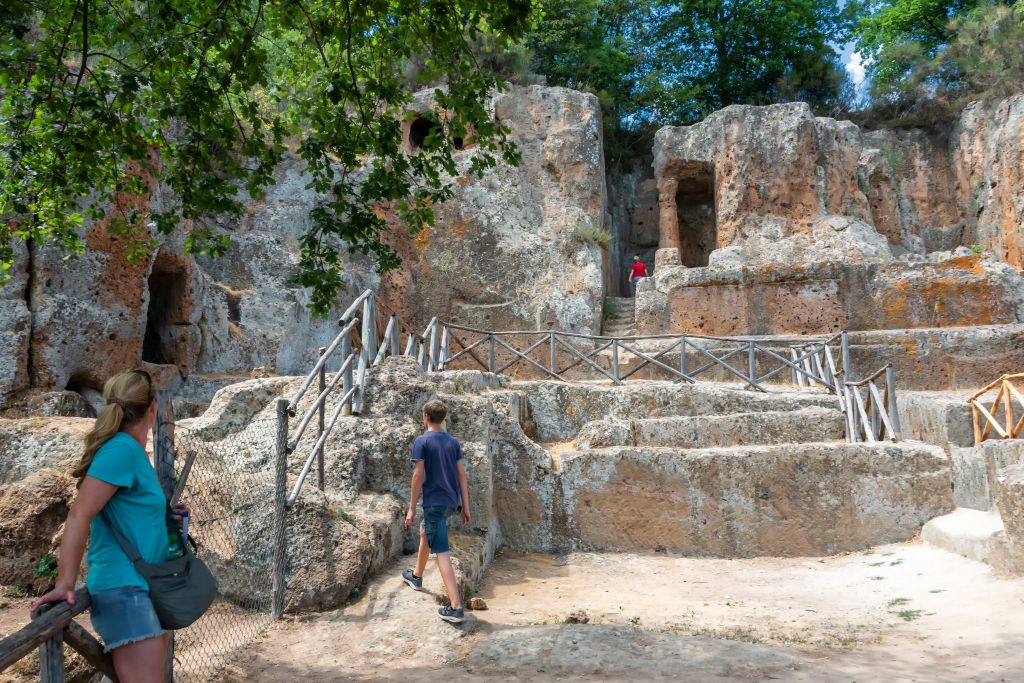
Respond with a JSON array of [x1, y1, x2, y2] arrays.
[[32, 369, 181, 683]]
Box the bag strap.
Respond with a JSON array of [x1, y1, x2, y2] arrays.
[[99, 500, 178, 566], [99, 508, 144, 564]]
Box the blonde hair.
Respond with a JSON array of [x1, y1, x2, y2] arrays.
[[72, 370, 155, 484]]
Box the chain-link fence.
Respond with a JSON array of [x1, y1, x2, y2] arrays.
[[169, 416, 284, 682]]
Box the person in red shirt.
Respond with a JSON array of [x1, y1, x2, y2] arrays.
[[629, 255, 649, 295]]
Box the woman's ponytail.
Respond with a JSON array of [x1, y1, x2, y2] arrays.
[[72, 370, 154, 486]]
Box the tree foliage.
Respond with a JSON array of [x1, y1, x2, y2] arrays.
[[525, 0, 855, 130], [0, 0, 532, 314], [853, 0, 1023, 120]]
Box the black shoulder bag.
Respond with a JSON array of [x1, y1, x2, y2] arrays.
[[100, 505, 218, 630]]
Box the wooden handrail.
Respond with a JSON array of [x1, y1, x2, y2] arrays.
[[0, 589, 118, 681]]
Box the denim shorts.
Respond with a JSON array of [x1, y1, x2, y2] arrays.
[[89, 586, 165, 652], [421, 506, 457, 553]]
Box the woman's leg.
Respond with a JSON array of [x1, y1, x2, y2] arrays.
[[111, 633, 168, 683]]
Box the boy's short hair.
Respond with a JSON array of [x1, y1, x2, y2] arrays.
[[423, 399, 448, 424]]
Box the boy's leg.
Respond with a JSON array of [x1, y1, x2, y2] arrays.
[[414, 527, 430, 578], [434, 552, 461, 610]]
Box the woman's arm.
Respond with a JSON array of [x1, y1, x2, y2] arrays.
[[30, 476, 118, 612]]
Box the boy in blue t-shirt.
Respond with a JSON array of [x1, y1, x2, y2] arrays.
[[402, 399, 471, 623]]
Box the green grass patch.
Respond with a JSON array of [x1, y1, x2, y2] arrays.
[[887, 597, 911, 607], [572, 222, 613, 250], [895, 609, 924, 622]]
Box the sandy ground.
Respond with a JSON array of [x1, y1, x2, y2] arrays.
[[205, 540, 1024, 683]]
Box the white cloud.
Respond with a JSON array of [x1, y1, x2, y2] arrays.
[[844, 50, 866, 86]]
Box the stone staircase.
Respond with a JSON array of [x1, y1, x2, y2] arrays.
[[602, 296, 636, 336], [499, 380, 954, 558]]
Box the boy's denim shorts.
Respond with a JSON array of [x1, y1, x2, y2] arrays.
[[89, 586, 165, 652], [421, 505, 457, 553]]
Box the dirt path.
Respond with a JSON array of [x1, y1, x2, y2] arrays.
[[220, 540, 1024, 682]]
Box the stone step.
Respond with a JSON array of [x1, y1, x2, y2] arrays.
[[538, 441, 954, 557], [921, 507, 1008, 565], [515, 380, 839, 442], [575, 407, 845, 449]]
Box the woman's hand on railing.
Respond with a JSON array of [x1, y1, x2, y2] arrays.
[[30, 583, 76, 616]]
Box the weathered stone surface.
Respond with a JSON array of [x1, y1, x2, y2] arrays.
[[637, 254, 1024, 336], [0, 467, 77, 589], [556, 442, 953, 557], [0, 417, 88, 485], [996, 464, 1024, 572], [945, 96, 1024, 267], [952, 440, 1024, 511], [519, 380, 838, 443], [378, 85, 606, 336], [847, 324, 1024, 391], [576, 408, 845, 449], [898, 392, 974, 450], [651, 95, 1024, 268], [0, 240, 31, 403]]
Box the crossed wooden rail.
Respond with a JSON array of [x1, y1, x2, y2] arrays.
[[435, 324, 847, 393], [837, 364, 902, 443], [0, 589, 119, 683], [969, 373, 1024, 445]]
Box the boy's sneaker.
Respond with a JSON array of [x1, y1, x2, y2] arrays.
[[438, 605, 465, 624], [402, 569, 424, 591]]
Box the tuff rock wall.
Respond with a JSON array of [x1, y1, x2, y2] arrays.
[[0, 85, 609, 412], [377, 85, 606, 335], [640, 95, 1024, 337]]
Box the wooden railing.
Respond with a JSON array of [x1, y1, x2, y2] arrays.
[[285, 290, 414, 508], [0, 589, 119, 683], [435, 324, 848, 393], [969, 373, 1024, 445], [837, 364, 902, 443]]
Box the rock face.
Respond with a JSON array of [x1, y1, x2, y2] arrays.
[[378, 85, 606, 335], [637, 253, 1024, 336], [652, 96, 1024, 267], [557, 442, 951, 557], [0, 467, 77, 589], [2, 85, 610, 415], [996, 464, 1024, 572], [641, 96, 1024, 338]]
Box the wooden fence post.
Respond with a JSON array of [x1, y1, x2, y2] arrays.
[[341, 334, 353, 417], [886, 365, 902, 440], [390, 315, 400, 357], [747, 341, 757, 388], [612, 340, 620, 383], [679, 336, 687, 378], [549, 332, 557, 374], [38, 631, 63, 683], [272, 399, 289, 619], [317, 347, 326, 492], [841, 332, 851, 384], [151, 390, 176, 682]]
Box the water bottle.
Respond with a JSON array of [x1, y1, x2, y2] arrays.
[[166, 530, 184, 559]]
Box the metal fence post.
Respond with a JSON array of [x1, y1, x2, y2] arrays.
[[272, 399, 289, 620], [488, 335, 495, 374], [841, 331, 851, 383], [317, 347, 326, 492]]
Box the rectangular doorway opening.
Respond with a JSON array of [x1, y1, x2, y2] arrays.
[[675, 163, 716, 267]]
